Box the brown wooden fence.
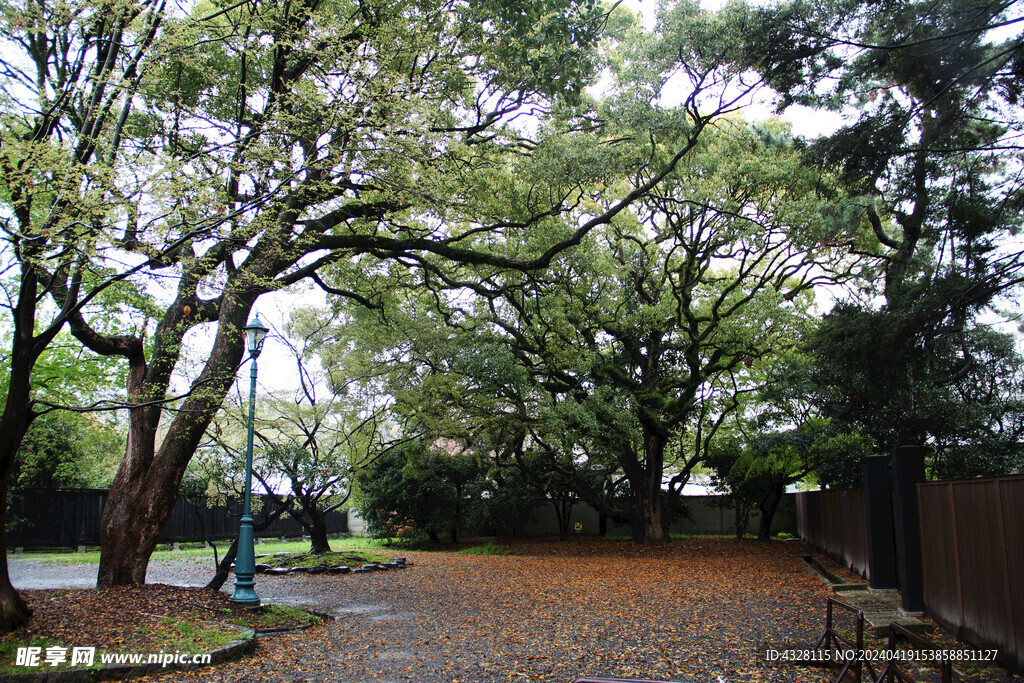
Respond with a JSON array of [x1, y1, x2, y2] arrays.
[[797, 474, 1024, 673], [5, 488, 348, 547], [794, 487, 870, 581], [918, 475, 1024, 673]]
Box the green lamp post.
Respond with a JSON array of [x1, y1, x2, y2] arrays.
[[230, 314, 268, 605]]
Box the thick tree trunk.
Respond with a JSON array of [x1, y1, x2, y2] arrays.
[[630, 420, 670, 543], [0, 485, 32, 631], [757, 486, 784, 542], [631, 499, 667, 543], [96, 455, 188, 585], [96, 356, 162, 585], [0, 276, 44, 630], [307, 507, 332, 555], [97, 298, 254, 586]]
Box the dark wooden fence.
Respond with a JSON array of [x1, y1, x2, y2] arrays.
[[918, 475, 1024, 673], [796, 473, 1024, 673], [794, 487, 870, 580], [5, 488, 348, 547]]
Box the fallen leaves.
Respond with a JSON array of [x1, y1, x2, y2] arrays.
[[2, 583, 319, 668], [143, 537, 843, 682]]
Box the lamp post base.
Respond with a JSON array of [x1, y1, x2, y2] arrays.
[[229, 582, 261, 606], [230, 514, 260, 606]]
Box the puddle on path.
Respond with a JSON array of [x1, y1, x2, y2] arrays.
[[333, 603, 389, 616]]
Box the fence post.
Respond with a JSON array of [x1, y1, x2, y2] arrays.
[[863, 455, 897, 588], [891, 445, 926, 612]]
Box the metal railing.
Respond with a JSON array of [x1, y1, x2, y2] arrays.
[[808, 599, 958, 683], [814, 597, 874, 682], [871, 623, 952, 683]]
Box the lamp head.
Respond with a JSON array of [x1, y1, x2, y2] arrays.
[[244, 315, 269, 359]]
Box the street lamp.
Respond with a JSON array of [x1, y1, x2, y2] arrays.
[[230, 314, 268, 605]]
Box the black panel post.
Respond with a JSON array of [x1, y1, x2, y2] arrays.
[[891, 445, 927, 612], [863, 455, 898, 588]]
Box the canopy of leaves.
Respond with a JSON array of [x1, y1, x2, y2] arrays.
[[356, 441, 485, 543], [11, 412, 123, 489]]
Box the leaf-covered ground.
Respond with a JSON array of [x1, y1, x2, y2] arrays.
[[0, 584, 317, 675], [147, 537, 842, 682], [10, 538, 1015, 682]]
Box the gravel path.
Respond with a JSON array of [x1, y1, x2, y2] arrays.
[[9, 555, 215, 590]]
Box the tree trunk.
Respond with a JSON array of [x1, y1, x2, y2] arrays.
[[734, 498, 750, 539], [0, 275, 44, 630], [631, 499, 667, 543], [630, 420, 670, 543], [662, 488, 680, 538], [553, 495, 573, 541], [307, 507, 332, 555], [206, 538, 239, 592], [97, 298, 254, 586], [0, 486, 32, 631], [758, 486, 784, 542]]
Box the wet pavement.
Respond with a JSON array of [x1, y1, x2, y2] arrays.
[[8, 555, 215, 590]]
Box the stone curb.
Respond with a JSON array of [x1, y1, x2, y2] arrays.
[[255, 559, 408, 577], [800, 554, 867, 590], [799, 555, 929, 638], [0, 626, 255, 683]]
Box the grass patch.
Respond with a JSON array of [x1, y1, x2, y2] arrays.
[[229, 603, 323, 631], [262, 549, 389, 568], [459, 541, 512, 555], [10, 536, 392, 565], [0, 637, 63, 674], [154, 616, 248, 651]]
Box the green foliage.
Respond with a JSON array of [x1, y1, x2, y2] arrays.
[[356, 441, 485, 543], [12, 413, 123, 489], [459, 541, 512, 555], [1, 0, 641, 592], [709, 416, 873, 537], [730, 0, 1024, 473], [802, 303, 1024, 480]]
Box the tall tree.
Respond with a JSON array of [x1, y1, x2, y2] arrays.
[[347, 121, 863, 542], [30, 0, 714, 589], [482, 122, 860, 542], [741, 0, 1024, 448], [220, 0, 796, 547], [0, 0, 169, 628]]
